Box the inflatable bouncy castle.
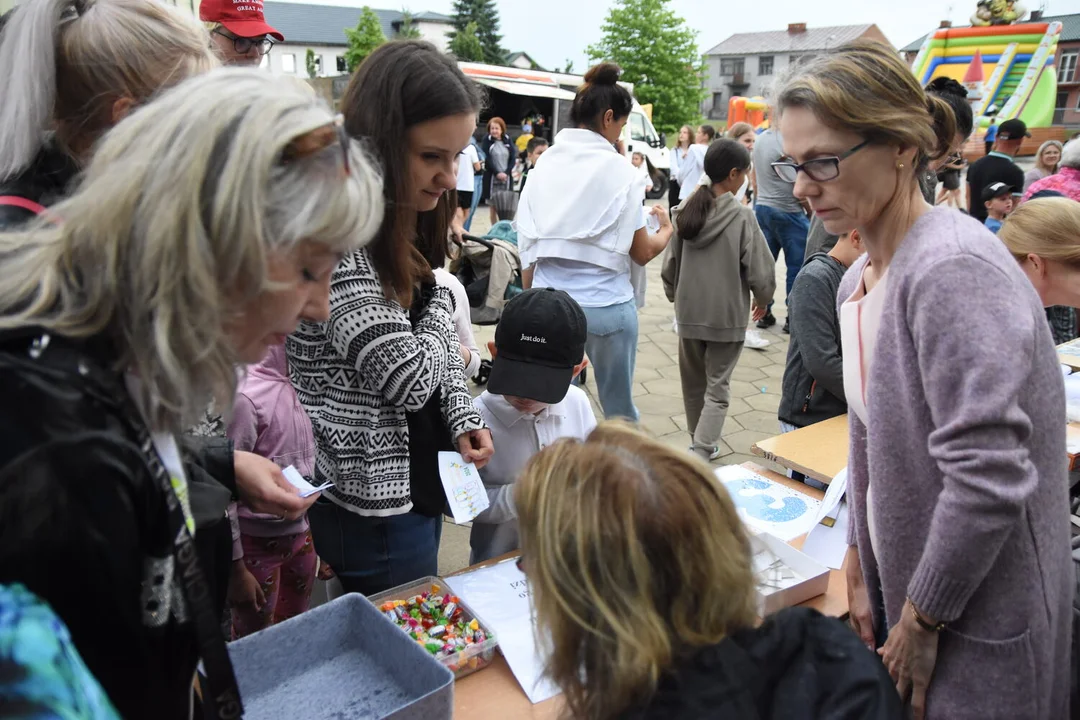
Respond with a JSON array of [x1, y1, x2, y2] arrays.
[[727, 96, 767, 130], [910, 20, 1061, 129]]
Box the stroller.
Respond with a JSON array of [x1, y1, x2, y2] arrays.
[[451, 212, 523, 384]]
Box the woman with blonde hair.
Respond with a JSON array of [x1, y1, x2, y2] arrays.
[[0, 0, 215, 229], [774, 41, 1072, 719], [0, 68, 383, 718], [515, 422, 899, 719], [1023, 140, 1063, 192]]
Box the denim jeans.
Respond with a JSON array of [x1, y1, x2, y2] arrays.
[[755, 204, 810, 304], [582, 299, 639, 421], [307, 497, 439, 596]]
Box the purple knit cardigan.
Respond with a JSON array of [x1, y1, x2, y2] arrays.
[[838, 207, 1073, 719]]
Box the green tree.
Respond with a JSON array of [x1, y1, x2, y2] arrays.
[[448, 20, 485, 62], [344, 6, 386, 73], [586, 0, 706, 134], [448, 0, 507, 65], [398, 10, 422, 39], [305, 48, 318, 78]]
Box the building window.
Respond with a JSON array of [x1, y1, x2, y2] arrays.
[[720, 57, 744, 76], [791, 54, 817, 67], [759, 56, 774, 76], [1059, 51, 1078, 83], [336, 55, 347, 73], [314, 55, 323, 76], [712, 92, 724, 111], [281, 53, 296, 74]]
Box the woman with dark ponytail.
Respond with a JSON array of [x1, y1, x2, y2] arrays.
[[517, 62, 673, 421], [661, 139, 775, 461]]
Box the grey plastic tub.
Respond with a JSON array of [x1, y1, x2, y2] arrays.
[[228, 593, 454, 719]]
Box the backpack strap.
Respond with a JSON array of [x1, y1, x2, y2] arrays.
[[0, 195, 46, 215]]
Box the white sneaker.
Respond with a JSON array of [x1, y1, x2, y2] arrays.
[[744, 329, 771, 350]]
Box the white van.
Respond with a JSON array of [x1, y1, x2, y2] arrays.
[[460, 62, 671, 199]]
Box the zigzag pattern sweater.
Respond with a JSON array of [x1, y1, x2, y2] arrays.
[[286, 248, 485, 516]]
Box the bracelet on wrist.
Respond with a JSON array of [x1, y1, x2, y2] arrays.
[[909, 601, 946, 633]]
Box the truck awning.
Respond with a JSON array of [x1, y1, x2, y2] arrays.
[[470, 77, 576, 101]]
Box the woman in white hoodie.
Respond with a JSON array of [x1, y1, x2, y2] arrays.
[[517, 63, 673, 421]]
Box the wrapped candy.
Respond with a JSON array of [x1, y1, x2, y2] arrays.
[[377, 585, 494, 666]]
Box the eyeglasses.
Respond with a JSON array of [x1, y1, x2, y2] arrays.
[[212, 28, 275, 56], [771, 139, 871, 183], [281, 121, 351, 176]]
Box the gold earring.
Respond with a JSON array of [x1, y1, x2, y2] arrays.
[[898, 162, 905, 170]]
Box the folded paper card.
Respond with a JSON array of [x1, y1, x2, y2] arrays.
[[282, 465, 332, 498], [438, 451, 490, 524]]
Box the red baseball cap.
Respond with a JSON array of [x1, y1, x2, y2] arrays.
[[200, 0, 284, 41]]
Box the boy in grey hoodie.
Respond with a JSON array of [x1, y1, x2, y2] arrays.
[[778, 229, 864, 434], [662, 139, 775, 461]]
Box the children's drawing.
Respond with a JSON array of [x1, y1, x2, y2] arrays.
[[714, 466, 821, 541], [438, 451, 491, 523]]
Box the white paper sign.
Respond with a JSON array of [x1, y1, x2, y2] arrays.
[[714, 465, 821, 541], [282, 465, 332, 498], [438, 451, 490, 523], [446, 560, 561, 704]]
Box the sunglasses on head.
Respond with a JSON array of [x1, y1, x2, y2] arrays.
[[771, 139, 870, 183], [280, 122, 351, 175]]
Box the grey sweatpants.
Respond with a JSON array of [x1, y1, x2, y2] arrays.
[[678, 338, 744, 459]]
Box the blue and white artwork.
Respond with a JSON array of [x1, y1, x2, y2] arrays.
[[714, 466, 822, 541]]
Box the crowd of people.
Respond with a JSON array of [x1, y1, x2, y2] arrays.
[[0, 0, 1076, 716]]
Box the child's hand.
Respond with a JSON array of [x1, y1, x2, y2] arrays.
[[650, 204, 671, 229], [458, 428, 495, 470], [229, 561, 265, 612], [751, 300, 768, 322]]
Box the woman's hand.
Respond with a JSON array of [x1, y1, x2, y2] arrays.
[[457, 428, 494, 470], [879, 600, 941, 720], [458, 344, 472, 367], [234, 451, 317, 520], [228, 560, 265, 612], [496, 172, 508, 182], [844, 545, 875, 651]]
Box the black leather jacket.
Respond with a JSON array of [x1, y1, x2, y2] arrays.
[[0, 142, 79, 230], [0, 326, 235, 719]]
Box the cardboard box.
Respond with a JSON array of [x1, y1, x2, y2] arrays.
[[752, 532, 830, 615]]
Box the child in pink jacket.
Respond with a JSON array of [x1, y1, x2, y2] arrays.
[[226, 344, 318, 638]]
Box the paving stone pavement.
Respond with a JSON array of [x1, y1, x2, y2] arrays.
[[438, 203, 793, 575]]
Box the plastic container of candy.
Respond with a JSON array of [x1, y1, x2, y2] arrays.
[[368, 576, 498, 680]]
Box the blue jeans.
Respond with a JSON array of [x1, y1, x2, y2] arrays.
[[755, 204, 809, 304], [308, 497, 439, 596], [582, 299, 639, 421]]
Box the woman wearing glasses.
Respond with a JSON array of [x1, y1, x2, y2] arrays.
[[0, 69, 382, 718], [773, 41, 1072, 720], [200, 0, 282, 67], [0, 0, 214, 230]]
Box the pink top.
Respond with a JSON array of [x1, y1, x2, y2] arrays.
[[226, 344, 315, 558], [840, 263, 889, 557]]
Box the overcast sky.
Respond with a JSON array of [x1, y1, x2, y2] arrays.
[[405, 0, 1080, 71]]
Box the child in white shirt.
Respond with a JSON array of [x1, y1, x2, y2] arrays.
[[470, 288, 596, 562]]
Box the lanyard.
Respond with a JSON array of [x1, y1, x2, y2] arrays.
[[124, 412, 244, 719]]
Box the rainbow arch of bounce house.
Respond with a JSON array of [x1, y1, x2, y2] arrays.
[[910, 21, 1061, 128], [727, 96, 768, 131]]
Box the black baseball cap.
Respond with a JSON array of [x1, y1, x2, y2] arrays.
[[997, 119, 1031, 140], [981, 181, 1014, 201], [487, 288, 587, 404]]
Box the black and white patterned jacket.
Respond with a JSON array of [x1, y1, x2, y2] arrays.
[[287, 247, 485, 516]]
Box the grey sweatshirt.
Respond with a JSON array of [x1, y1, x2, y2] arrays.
[[778, 252, 847, 427], [662, 191, 776, 342]]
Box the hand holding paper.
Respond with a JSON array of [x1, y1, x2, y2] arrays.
[[438, 451, 491, 523], [282, 465, 332, 498]]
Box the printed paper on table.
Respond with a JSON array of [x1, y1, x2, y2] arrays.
[[438, 451, 490, 523], [446, 560, 561, 704], [714, 465, 821, 541]]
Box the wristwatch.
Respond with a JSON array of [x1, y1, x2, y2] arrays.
[[909, 601, 946, 633]]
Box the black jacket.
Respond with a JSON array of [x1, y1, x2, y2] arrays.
[[0, 327, 235, 719], [480, 134, 514, 200], [779, 253, 848, 428], [0, 142, 79, 230], [625, 607, 902, 719]]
